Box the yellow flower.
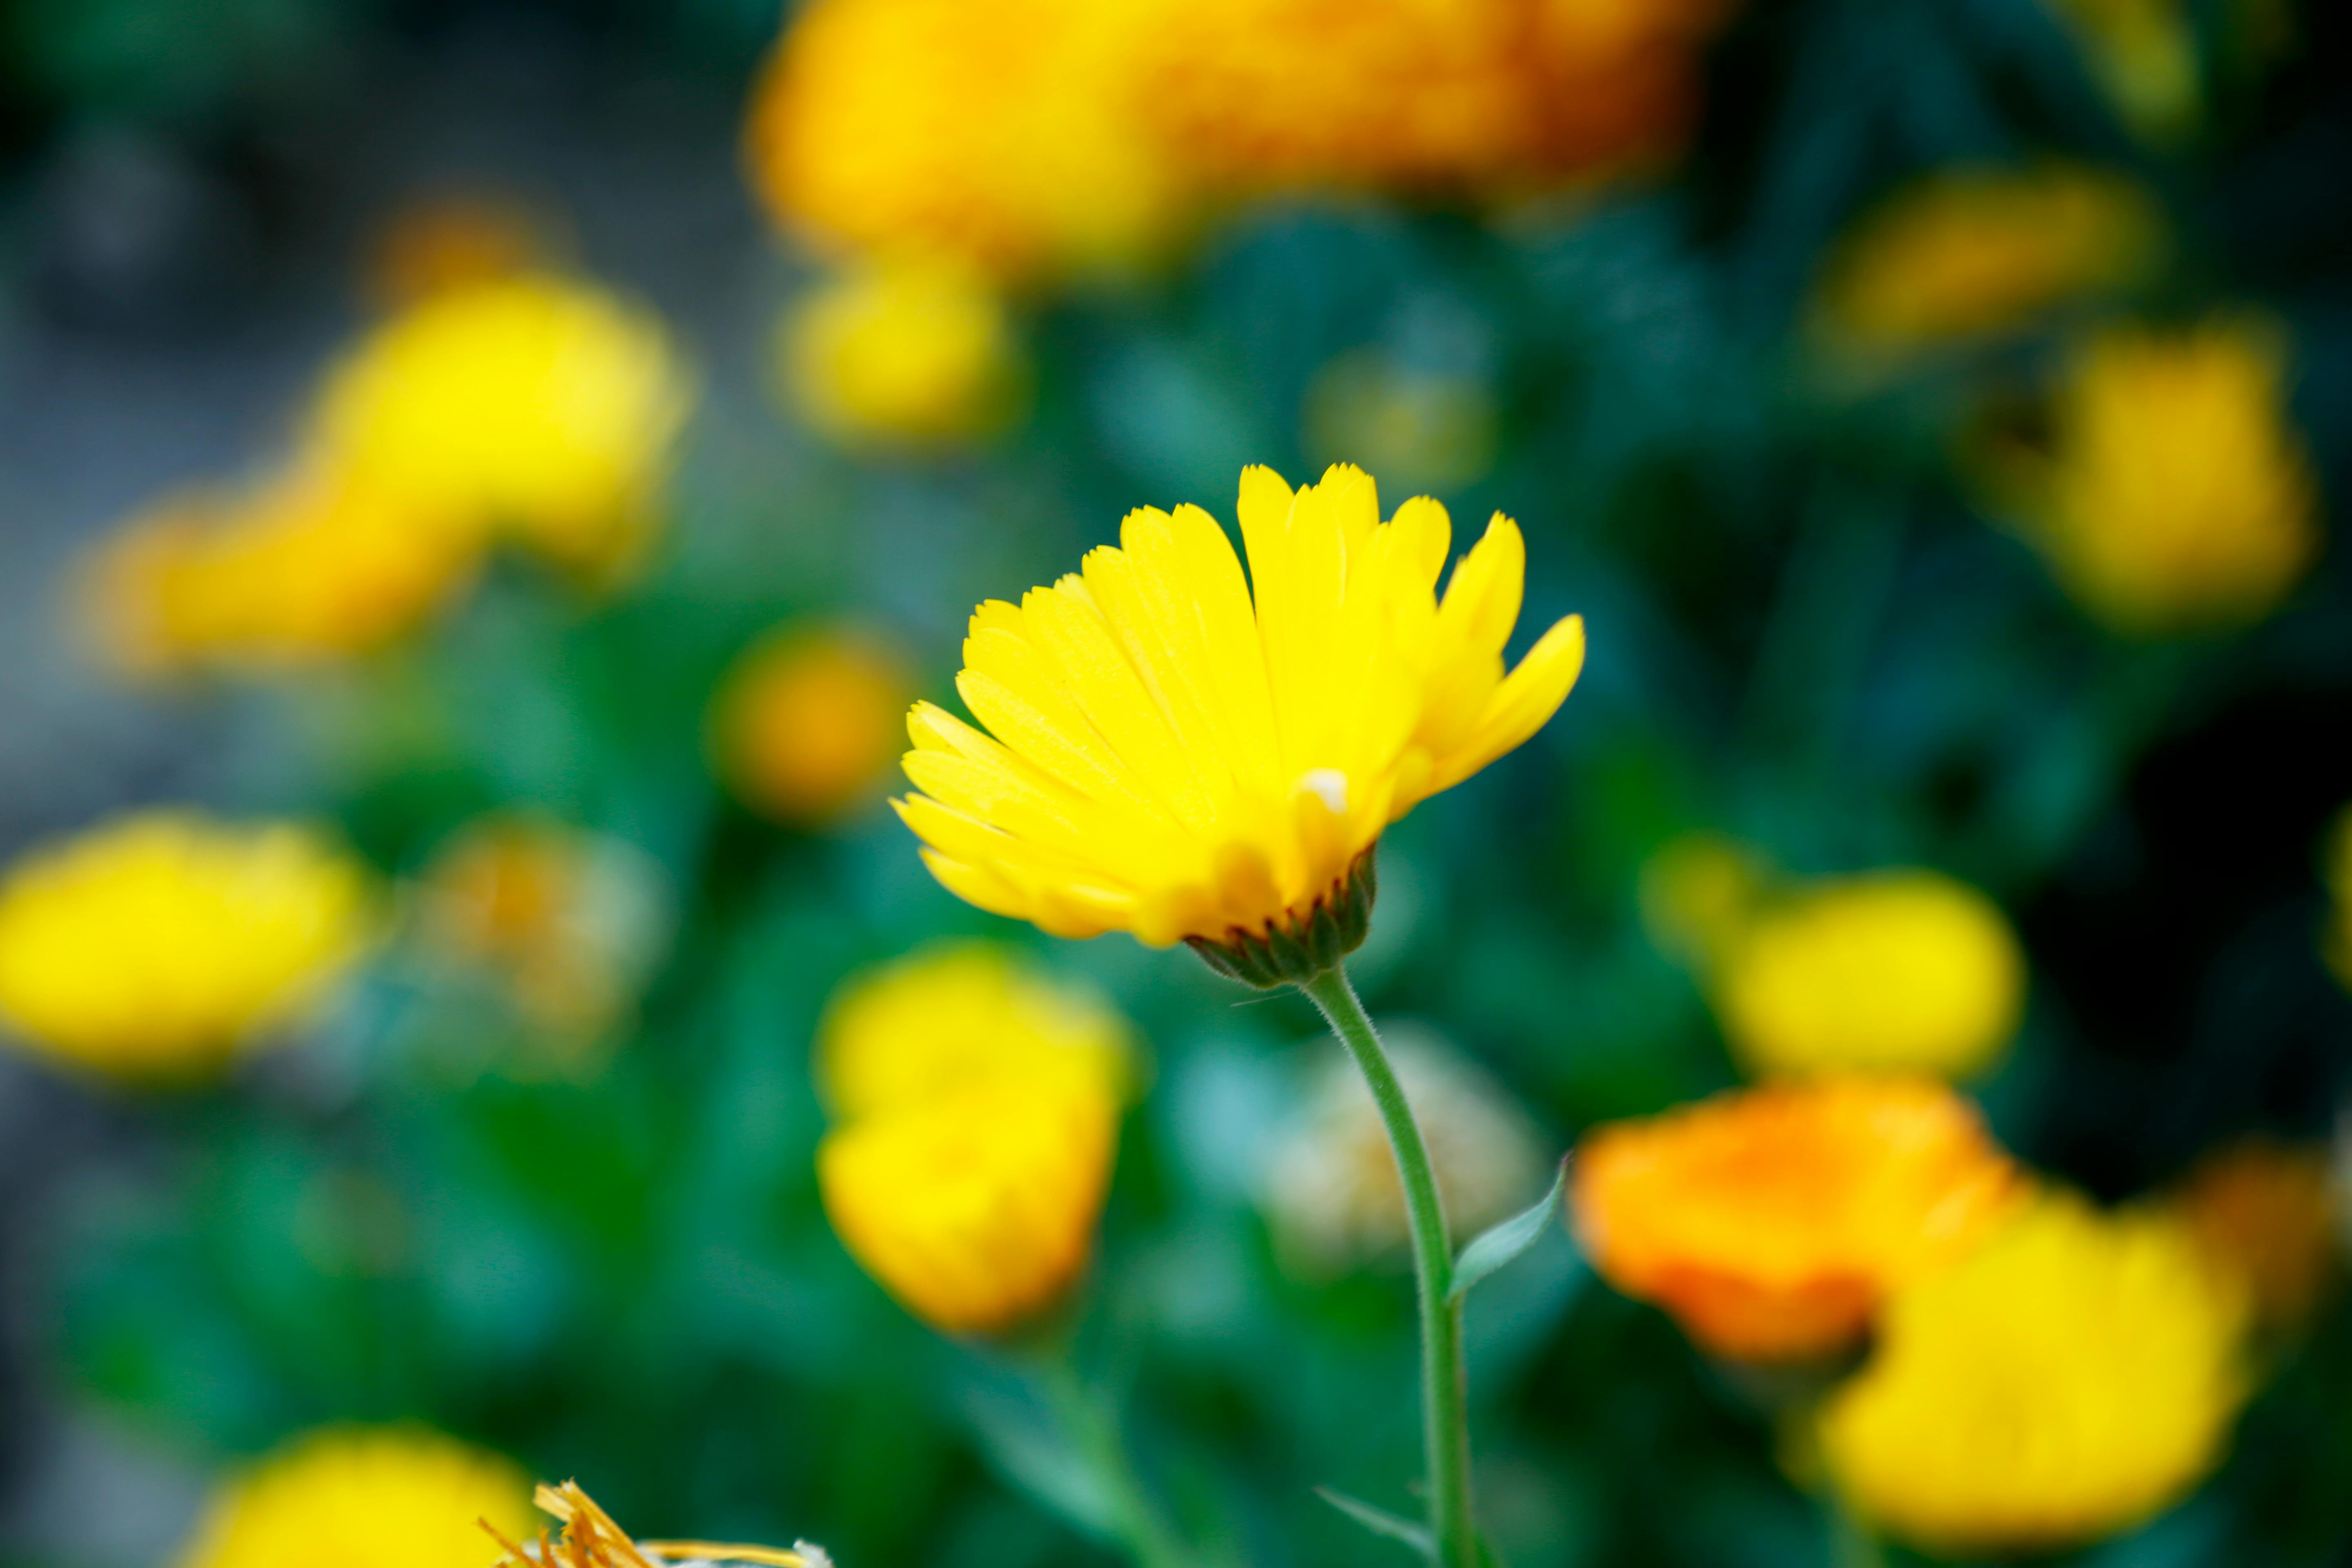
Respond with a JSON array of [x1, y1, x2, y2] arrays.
[[1811, 164, 2164, 363], [781, 258, 1028, 447], [1139, 0, 1732, 194], [743, 0, 1185, 283], [1637, 831, 1768, 971], [815, 944, 1130, 1336], [310, 273, 693, 582], [0, 812, 373, 1080], [896, 464, 1585, 982], [413, 814, 670, 1053], [1263, 1022, 1547, 1275], [1715, 869, 2027, 1081], [711, 624, 915, 829], [1571, 1076, 2023, 1363], [2045, 0, 2200, 141], [1987, 317, 2319, 634], [497, 1479, 830, 1568], [177, 1425, 533, 1568], [2170, 1136, 2339, 1332], [85, 463, 478, 676], [1303, 352, 1499, 494], [815, 941, 1133, 1119], [1820, 1192, 2249, 1553]]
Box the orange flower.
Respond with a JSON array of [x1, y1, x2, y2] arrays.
[[1571, 1077, 2023, 1361], [2171, 1137, 2339, 1332]]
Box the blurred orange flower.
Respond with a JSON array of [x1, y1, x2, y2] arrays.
[[2171, 1137, 2339, 1332], [711, 624, 914, 829], [1571, 1076, 2023, 1361]]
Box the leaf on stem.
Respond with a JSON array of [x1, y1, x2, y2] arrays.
[[1315, 1487, 1435, 1560], [1448, 1155, 1568, 1304]]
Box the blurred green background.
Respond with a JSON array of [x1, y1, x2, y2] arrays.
[[2, 1, 2350, 1566]]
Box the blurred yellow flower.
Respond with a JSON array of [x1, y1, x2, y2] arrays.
[[712, 623, 914, 829], [86, 463, 478, 676], [1811, 165, 2164, 363], [1263, 1022, 1547, 1274], [1821, 1192, 2249, 1552], [494, 1480, 831, 1568], [0, 812, 373, 1080], [311, 272, 692, 582], [2323, 806, 2352, 990], [2047, 0, 2199, 141], [1571, 1076, 2022, 1362], [744, 0, 1185, 282], [1637, 831, 1767, 971], [897, 464, 1584, 982], [177, 1425, 533, 1568], [2171, 1136, 2339, 1332], [820, 1077, 1119, 1335], [816, 943, 1130, 1335], [1716, 869, 2027, 1081], [1141, 0, 1732, 194], [815, 941, 1132, 1119], [780, 258, 1027, 447], [1303, 352, 1499, 494], [413, 814, 670, 1053], [1989, 318, 2319, 634]]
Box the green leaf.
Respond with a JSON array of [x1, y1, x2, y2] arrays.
[[1448, 1156, 1568, 1304], [1315, 1488, 1435, 1560]]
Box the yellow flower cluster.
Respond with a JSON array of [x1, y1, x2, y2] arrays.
[[1984, 317, 2318, 634], [1639, 838, 2026, 1081], [897, 465, 1585, 959], [176, 1425, 533, 1568], [1572, 1076, 2023, 1362], [1811, 164, 2164, 366], [89, 271, 691, 676], [0, 812, 373, 1081], [815, 943, 1132, 1335], [709, 622, 914, 829], [745, 0, 1739, 288], [1821, 1192, 2248, 1552]]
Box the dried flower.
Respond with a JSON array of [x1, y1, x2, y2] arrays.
[[780, 258, 1028, 447]]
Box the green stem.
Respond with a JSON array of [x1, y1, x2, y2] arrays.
[[1298, 964, 1477, 1568], [1044, 1351, 1195, 1568]]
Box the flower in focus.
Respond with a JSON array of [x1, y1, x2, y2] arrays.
[[1304, 352, 1499, 494], [815, 942, 1132, 1334], [1715, 869, 2027, 1081], [176, 1425, 533, 1568], [310, 272, 693, 583], [1810, 164, 2163, 365], [2045, 0, 2200, 141], [0, 812, 374, 1080], [1820, 1192, 2249, 1553], [85, 462, 478, 677], [712, 623, 914, 829], [1983, 317, 2318, 634], [896, 464, 1585, 983], [1571, 1076, 2023, 1362], [780, 257, 1027, 448], [1263, 1022, 1547, 1274], [744, 0, 1185, 282], [1140, 0, 1735, 195], [492, 1479, 831, 1568], [2170, 1136, 2338, 1332], [412, 814, 671, 1058]]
